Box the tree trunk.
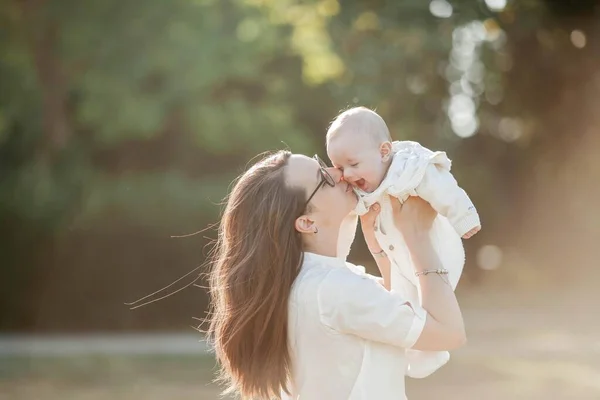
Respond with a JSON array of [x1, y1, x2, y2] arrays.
[[19, 0, 71, 161]]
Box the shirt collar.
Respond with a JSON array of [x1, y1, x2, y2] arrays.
[[303, 252, 346, 269]]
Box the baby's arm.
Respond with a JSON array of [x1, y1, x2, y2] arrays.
[[415, 164, 481, 238]]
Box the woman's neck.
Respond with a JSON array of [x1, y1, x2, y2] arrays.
[[303, 227, 339, 258]]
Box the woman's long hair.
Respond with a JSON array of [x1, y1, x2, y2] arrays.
[[208, 150, 306, 399]]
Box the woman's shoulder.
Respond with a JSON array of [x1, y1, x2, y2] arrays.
[[317, 262, 384, 305], [295, 254, 379, 296]]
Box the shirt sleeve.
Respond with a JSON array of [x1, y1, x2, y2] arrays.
[[415, 163, 481, 237], [317, 267, 426, 349]]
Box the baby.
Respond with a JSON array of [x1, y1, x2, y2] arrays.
[[327, 106, 481, 378]]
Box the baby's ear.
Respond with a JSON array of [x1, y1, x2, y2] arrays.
[[379, 141, 393, 162]]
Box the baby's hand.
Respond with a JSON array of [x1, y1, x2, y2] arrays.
[[462, 226, 481, 239]]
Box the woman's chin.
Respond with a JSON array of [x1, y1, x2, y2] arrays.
[[347, 193, 359, 211]]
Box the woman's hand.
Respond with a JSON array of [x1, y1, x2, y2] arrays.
[[359, 203, 382, 252], [391, 196, 436, 243]]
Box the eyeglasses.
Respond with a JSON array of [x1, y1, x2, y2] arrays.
[[304, 155, 336, 209]]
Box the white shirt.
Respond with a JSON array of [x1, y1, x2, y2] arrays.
[[283, 252, 426, 400]]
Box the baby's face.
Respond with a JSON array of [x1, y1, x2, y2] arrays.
[[327, 132, 389, 193]]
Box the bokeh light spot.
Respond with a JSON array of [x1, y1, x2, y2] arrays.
[[317, 0, 340, 17], [485, 0, 507, 12], [477, 245, 503, 270], [236, 19, 260, 42], [498, 117, 523, 142], [429, 0, 453, 19], [354, 11, 380, 31], [570, 30, 587, 49], [407, 75, 427, 95]]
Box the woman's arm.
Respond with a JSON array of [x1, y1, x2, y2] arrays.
[[359, 203, 391, 290], [391, 197, 467, 351]]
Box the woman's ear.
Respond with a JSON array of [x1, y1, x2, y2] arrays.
[[295, 215, 316, 234], [380, 141, 392, 162]]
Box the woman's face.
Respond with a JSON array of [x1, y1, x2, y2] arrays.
[[285, 154, 357, 229]]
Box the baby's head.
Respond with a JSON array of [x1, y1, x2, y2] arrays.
[[326, 107, 393, 193]]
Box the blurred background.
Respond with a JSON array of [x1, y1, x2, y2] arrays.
[[1, 0, 599, 399]]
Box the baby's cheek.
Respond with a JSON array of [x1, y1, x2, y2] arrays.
[[357, 168, 370, 182], [367, 165, 385, 183]]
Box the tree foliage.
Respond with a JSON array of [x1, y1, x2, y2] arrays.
[[1, 0, 599, 331]]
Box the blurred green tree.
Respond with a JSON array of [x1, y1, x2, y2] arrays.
[[1, 0, 598, 331], [0, 0, 325, 330]]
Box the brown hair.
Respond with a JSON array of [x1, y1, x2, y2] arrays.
[[207, 150, 306, 399]]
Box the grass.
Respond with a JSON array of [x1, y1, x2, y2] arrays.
[[2, 345, 599, 400], [0, 355, 226, 400], [2, 285, 600, 399]]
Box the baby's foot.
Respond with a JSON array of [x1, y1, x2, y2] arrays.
[[462, 225, 481, 239]]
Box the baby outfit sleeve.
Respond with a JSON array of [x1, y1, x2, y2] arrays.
[[317, 267, 426, 349], [415, 163, 480, 237]]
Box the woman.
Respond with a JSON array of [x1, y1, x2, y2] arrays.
[[207, 150, 466, 400]]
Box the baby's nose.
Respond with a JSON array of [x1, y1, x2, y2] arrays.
[[342, 169, 356, 181], [327, 167, 344, 183]]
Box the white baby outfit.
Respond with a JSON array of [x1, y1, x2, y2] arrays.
[[337, 140, 480, 379]]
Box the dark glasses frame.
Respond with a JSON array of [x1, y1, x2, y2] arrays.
[[304, 155, 336, 209]]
